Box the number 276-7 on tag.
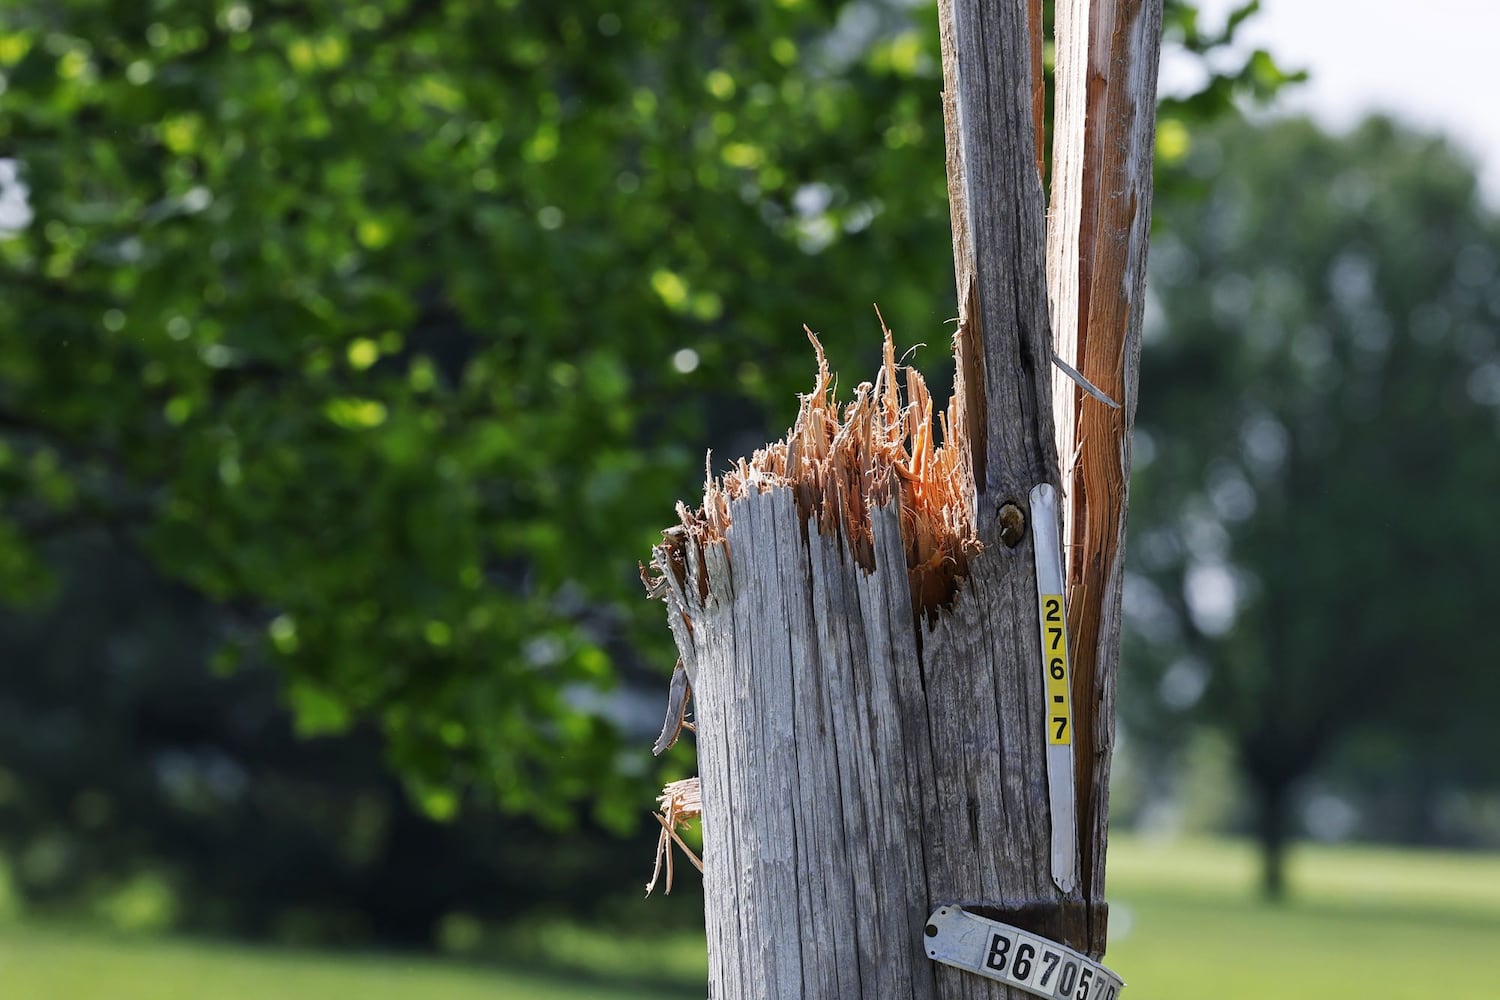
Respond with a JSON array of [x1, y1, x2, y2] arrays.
[[1040, 595, 1073, 746]]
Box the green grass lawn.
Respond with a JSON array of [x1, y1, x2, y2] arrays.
[[1104, 837, 1500, 1000], [0, 925, 695, 1000], [2, 837, 1497, 998]]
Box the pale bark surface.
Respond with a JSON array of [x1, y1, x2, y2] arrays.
[[650, 0, 1164, 994], [658, 488, 1067, 1000]]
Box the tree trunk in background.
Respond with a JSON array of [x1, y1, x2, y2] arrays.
[[1257, 778, 1291, 901], [648, 2, 1164, 996]]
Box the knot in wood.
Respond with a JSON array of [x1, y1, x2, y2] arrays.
[[997, 501, 1026, 547]]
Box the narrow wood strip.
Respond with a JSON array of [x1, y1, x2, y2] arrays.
[[1063, 0, 1164, 954], [1047, 0, 1092, 540], [1029, 0, 1046, 181], [938, 0, 1059, 533]]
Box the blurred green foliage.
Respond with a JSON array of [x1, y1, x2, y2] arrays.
[[1127, 115, 1500, 891], [0, 0, 1282, 828], [0, 535, 685, 944]]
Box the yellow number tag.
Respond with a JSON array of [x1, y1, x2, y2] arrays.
[[1039, 594, 1072, 746]]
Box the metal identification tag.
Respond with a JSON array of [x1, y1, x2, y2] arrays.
[[924, 905, 1124, 999], [1029, 482, 1078, 894]]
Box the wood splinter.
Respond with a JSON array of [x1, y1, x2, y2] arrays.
[[651, 660, 694, 756], [645, 777, 702, 896], [647, 663, 701, 895]]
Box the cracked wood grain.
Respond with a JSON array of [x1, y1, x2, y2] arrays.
[[648, 0, 1164, 994], [660, 485, 1068, 1000], [939, 0, 1059, 529], [1047, 0, 1163, 954]]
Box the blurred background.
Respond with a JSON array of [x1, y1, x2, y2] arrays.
[[0, 1, 1497, 997]]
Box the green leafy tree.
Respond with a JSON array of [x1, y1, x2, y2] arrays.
[[0, 533, 674, 944], [1126, 114, 1500, 896], [0, 0, 1283, 827]]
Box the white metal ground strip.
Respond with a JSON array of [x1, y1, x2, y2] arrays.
[[1029, 482, 1077, 895], [924, 905, 1124, 999]]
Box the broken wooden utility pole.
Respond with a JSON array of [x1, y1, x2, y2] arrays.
[[644, 1, 1163, 997]]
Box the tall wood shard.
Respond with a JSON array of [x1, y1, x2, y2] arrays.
[[1047, 0, 1165, 934]]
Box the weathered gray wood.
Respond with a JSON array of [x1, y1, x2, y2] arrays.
[[650, 0, 1164, 994], [660, 481, 1075, 1000], [938, 0, 1058, 520], [665, 492, 939, 999], [932, 8, 1079, 993]]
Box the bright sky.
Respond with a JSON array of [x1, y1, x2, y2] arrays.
[[1164, 0, 1500, 205]]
